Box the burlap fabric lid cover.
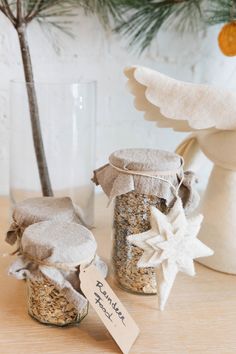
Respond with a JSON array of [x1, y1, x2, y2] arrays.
[[9, 220, 97, 311], [93, 148, 199, 213], [6, 197, 79, 245]]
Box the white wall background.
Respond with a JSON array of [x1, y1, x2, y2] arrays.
[[0, 10, 236, 195]]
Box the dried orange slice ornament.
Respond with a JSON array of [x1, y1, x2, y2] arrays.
[[218, 22, 236, 56]]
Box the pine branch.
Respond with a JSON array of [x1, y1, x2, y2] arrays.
[[35, 3, 77, 41], [166, 0, 203, 32], [22, 0, 123, 26], [79, 0, 123, 26], [116, 0, 205, 52], [207, 0, 236, 25], [23, 0, 123, 44]]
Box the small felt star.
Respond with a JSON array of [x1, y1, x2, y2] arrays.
[[128, 197, 214, 310]]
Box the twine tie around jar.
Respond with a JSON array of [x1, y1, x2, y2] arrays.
[[109, 156, 185, 199], [20, 251, 97, 273]]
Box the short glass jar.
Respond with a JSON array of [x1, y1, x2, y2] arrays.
[[93, 148, 199, 295], [9, 220, 97, 326]]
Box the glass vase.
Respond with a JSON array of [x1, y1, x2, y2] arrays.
[[10, 81, 96, 226]]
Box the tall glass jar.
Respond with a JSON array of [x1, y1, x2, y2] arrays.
[[93, 148, 199, 295], [10, 81, 96, 226]]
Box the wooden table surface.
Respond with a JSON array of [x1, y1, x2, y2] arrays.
[[0, 195, 236, 354]]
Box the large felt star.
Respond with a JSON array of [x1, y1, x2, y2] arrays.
[[128, 197, 214, 310]]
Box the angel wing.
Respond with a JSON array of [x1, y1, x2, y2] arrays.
[[124, 66, 236, 132]]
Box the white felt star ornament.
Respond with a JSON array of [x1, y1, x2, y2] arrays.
[[128, 197, 214, 310]]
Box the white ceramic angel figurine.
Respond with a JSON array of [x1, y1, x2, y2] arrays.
[[125, 65, 236, 275]]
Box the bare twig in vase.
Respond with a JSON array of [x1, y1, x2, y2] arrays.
[[15, 0, 53, 196], [0, 0, 123, 197]]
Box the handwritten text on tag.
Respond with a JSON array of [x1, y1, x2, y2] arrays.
[[80, 264, 140, 354]]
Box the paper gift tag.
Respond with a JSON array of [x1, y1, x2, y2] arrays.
[[80, 264, 140, 354]]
